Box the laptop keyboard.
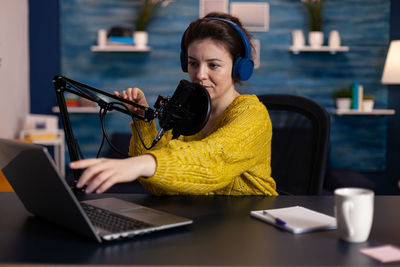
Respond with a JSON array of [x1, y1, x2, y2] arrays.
[[81, 203, 154, 233]]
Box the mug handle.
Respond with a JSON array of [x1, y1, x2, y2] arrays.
[[343, 201, 354, 237]]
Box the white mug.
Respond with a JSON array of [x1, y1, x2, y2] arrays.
[[334, 188, 374, 243]]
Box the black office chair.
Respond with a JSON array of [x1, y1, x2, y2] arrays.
[[257, 94, 330, 195]]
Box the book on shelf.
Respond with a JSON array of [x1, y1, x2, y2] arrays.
[[25, 133, 58, 141], [108, 36, 134, 45], [352, 82, 363, 111], [21, 129, 58, 141], [358, 84, 364, 111]]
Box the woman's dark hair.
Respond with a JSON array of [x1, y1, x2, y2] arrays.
[[182, 12, 253, 83]]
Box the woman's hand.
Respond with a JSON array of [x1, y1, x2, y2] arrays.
[[70, 155, 156, 194], [114, 87, 149, 116]]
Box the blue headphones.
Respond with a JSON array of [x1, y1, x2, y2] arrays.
[[180, 18, 254, 81]]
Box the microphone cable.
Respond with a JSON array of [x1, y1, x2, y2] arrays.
[[97, 101, 158, 159]]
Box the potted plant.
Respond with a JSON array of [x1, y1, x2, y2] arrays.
[[333, 88, 352, 111], [134, 0, 163, 48], [301, 0, 324, 48], [363, 94, 375, 112]]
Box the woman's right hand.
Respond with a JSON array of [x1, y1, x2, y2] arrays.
[[114, 87, 149, 115], [70, 154, 156, 194]]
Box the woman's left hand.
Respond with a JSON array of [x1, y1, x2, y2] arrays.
[[70, 155, 156, 194]]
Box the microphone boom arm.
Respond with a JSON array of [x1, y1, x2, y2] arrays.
[[52, 75, 211, 187], [54, 76, 157, 121], [52, 75, 158, 183]]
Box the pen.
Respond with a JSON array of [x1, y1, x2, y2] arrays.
[[262, 210, 287, 226]]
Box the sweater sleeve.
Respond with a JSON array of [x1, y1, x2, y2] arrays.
[[139, 98, 273, 195]]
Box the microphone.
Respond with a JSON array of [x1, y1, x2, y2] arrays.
[[155, 79, 211, 140]]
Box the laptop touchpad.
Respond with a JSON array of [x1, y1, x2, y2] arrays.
[[124, 208, 182, 225], [82, 197, 143, 211]]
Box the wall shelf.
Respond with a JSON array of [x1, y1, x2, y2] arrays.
[[91, 45, 151, 52], [332, 109, 395, 116], [290, 46, 350, 55]]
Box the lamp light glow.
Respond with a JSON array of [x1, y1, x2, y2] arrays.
[[382, 40, 400, 84]]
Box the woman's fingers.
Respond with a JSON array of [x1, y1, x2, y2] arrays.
[[115, 87, 148, 108], [114, 88, 137, 113], [84, 169, 115, 194], [132, 88, 138, 100], [121, 90, 129, 100], [124, 88, 131, 101], [95, 178, 118, 194], [70, 158, 108, 188]]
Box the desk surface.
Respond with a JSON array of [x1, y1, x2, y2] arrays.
[[0, 193, 399, 266]]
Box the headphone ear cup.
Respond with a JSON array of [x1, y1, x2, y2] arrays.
[[232, 57, 242, 80], [233, 57, 254, 81], [180, 51, 188, 72]]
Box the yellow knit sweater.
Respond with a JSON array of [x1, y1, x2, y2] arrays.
[[129, 94, 277, 196]]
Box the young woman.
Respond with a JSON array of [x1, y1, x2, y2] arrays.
[[70, 12, 278, 196]]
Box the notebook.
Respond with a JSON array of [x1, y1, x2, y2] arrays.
[[0, 139, 192, 242], [251, 206, 337, 234]]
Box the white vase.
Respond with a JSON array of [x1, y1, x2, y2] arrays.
[[134, 31, 148, 48], [291, 29, 305, 48], [336, 98, 351, 111], [328, 30, 341, 48], [308, 31, 324, 48], [97, 29, 108, 47], [363, 100, 374, 112]]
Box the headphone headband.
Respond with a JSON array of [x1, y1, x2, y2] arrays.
[[205, 18, 252, 61], [180, 17, 254, 81]]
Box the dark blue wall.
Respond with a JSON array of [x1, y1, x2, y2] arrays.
[[29, 0, 60, 114]]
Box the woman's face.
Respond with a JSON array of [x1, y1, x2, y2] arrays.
[[187, 38, 235, 102]]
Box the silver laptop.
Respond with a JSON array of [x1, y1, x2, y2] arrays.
[[0, 138, 192, 243]]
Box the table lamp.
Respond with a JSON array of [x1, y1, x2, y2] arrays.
[[382, 40, 400, 84]]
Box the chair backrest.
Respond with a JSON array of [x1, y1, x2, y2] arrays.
[[257, 94, 330, 195]]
